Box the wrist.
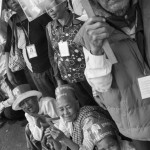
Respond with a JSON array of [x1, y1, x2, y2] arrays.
[[90, 47, 104, 56], [60, 135, 68, 144]]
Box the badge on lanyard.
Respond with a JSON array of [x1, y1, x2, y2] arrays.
[[138, 75, 150, 99], [26, 44, 38, 59], [58, 41, 70, 57]]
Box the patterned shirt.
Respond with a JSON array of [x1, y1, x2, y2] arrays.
[[46, 12, 86, 83]]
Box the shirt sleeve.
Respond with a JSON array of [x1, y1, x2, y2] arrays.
[[4, 25, 12, 53], [25, 113, 43, 141], [83, 47, 112, 93]]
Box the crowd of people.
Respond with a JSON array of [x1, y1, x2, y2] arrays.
[[0, 0, 150, 150]]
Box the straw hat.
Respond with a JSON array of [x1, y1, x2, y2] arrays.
[[12, 84, 42, 110]]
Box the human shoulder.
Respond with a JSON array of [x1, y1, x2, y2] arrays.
[[40, 97, 56, 103]]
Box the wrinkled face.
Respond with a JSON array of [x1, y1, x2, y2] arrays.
[[46, 1, 67, 20], [56, 95, 79, 122], [96, 136, 120, 150], [97, 0, 130, 16], [5, 0, 22, 12], [19, 96, 39, 114]]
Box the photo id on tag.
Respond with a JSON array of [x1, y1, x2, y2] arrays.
[[58, 41, 70, 57], [138, 75, 150, 99], [26, 44, 37, 59]]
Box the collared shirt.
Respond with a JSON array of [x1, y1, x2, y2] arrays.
[[84, 15, 137, 95], [59, 116, 96, 150], [46, 12, 86, 83], [25, 97, 58, 141]]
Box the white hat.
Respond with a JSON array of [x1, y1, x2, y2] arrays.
[[12, 84, 42, 111]]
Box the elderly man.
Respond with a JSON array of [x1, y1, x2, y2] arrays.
[[12, 84, 59, 150], [75, 0, 150, 149], [43, 84, 113, 150]]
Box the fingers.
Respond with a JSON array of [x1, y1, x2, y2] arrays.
[[84, 16, 110, 51], [86, 16, 106, 25]]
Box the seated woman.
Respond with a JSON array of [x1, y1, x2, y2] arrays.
[[44, 84, 113, 150]]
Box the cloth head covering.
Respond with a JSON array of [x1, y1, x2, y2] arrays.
[[55, 84, 77, 101], [87, 119, 117, 144], [12, 84, 42, 110]]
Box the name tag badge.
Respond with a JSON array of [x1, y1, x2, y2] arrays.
[[138, 75, 150, 99], [26, 44, 37, 59], [58, 41, 70, 57]]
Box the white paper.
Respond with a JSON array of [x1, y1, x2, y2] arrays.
[[138, 76, 150, 99], [58, 41, 70, 57], [17, 0, 66, 22], [18, 0, 50, 21], [26, 44, 38, 58]]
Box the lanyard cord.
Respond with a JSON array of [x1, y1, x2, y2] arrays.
[[17, 15, 30, 45]]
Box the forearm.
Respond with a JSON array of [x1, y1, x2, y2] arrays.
[[84, 47, 112, 92], [53, 140, 62, 150], [61, 137, 79, 150]]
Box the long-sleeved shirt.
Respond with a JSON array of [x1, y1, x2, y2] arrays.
[[58, 116, 97, 150], [83, 21, 137, 95], [83, 47, 112, 95], [25, 97, 58, 141]]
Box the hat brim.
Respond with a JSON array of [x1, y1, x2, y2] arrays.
[[12, 90, 42, 111]]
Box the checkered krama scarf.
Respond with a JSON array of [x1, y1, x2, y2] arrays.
[[72, 106, 113, 146]]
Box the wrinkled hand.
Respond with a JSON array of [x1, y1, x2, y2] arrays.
[[85, 16, 113, 55], [7, 69, 18, 86], [0, 102, 5, 114], [45, 126, 66, 142], [33, 114, 58, 128]]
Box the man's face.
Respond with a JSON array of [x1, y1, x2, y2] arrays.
[[46, 1, 67, 20], [19, 96, 39, 114], [97, 0, 130, 16], [6, 0, 22, 12], [56, 95, 79, 122]]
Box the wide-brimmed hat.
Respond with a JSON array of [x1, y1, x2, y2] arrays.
[[12, 84, 42, 111]]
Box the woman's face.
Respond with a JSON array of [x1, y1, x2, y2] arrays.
[[5, 0, 22, 12], [47, 1, 67, 20], [97, 0, 130, 16], [97, 136, 121, 150], [56, 95, 79, 122]]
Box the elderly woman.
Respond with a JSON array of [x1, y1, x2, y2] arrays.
[[43, 84, 113, 150], [46, 0, 97, 107]]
